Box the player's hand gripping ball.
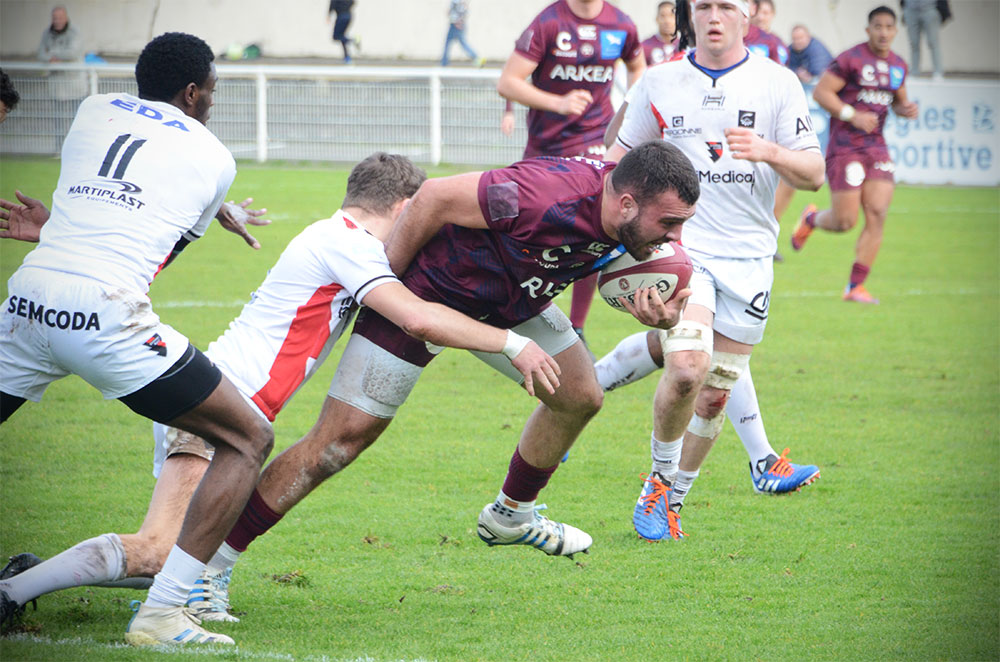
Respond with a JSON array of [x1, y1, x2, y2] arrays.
[[598, 243, 692, 311]]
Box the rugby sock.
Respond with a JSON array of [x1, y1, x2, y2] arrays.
[[225, 488, 284, 553], [489, 490, 538, 526], [145, 545, 204, 609], [725, 369, 776, 477], [495, 447, 558, 524], [804, 209, 817, 228], [594, 331, 659, 391], [669, 469, 700, 511], [206, 541, 241, 573], [650, 433, 682, 480], [0, 533, 126, 606], [569, 272, 599, 330], [848, 262, 870, 290]]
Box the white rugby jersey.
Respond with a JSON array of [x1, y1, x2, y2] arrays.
[[207, 211, 399, 421], [617, 51, 820, 257], [19, 93, 235, 293]]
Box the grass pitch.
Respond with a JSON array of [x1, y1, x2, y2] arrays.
[[0, 159, 997, 662]]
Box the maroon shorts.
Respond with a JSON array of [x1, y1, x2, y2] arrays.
[[826, 147, 895, 192], [523, 140, 607, 160], [353, 307, 438, 367]]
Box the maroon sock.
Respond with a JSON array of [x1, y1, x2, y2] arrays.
[[805, 210, 817, 228], [225, 488, 283, 553], [569, 273, 598, 330], [849, 262, 870, 289], [500, 447, 559, 503]]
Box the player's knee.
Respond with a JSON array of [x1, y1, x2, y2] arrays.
[[861, 204, 888, 225], [248, 418, 275, 465], [832, 209, 859, 231], [660, 321, 713, 397], [695, 386, 730, 420]]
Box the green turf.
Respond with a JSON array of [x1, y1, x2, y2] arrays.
[[1, 158, 997, 661]]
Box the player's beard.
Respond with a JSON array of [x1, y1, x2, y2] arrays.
[[618, 210, 658, 261]]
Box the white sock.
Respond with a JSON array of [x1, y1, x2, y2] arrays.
[[206, 542, 241, 573], [489, 490, 534, 525], [0, 533, 126, 606], [726, 368, 776, 477], [650, 433, 682, 480], [594, 331, 659, 391], [669, 469, 700, 511], [145, 545, 205, 609]]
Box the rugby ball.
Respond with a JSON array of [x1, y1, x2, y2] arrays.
[[598, 243, 692, 312]]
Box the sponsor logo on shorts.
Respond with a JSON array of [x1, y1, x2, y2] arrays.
[[143, 333, 168, 357], [744, 291, 770, 321], [6, 295, 101, 330], [874, 160, 895, 173], [845, 161, 866, 187]]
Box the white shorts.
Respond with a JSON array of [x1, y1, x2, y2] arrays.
[[685, 249, 773, 346], [329, 305, 580, 419], [1, 268, 189, 401]]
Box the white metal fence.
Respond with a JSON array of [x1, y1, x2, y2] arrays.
[[0, 62, 529, 166]]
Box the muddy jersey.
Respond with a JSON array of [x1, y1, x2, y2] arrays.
[[206, 211, 398, 420], [17, 93, 235, 294], [744, 24, 788, 66], [642, 33, 679, 67], [616, 51, 820, 257], [515, 0, 641, 157], [403, 157, 622, 327], [826, 42, 907, 155]]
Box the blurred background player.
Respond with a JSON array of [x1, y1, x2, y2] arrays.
[[642, 1, 679, 67], [791, 6, 918, 304], [788, 24, 833, 84], [605, 0, 825, 541], [441, 0, 485, 67], [496, 0, 645, 345], [0, 153, 559, 629], [0, 32, 277, 646], [0, 68, 20, 123], [744, 0, 787, 65]]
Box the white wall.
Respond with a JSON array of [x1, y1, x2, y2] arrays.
[[1, 0, 997, 74]]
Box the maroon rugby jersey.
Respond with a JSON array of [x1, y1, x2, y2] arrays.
[[515, 0, 641, 158], [402, 157, 622, 327], [641, 33, 679, 67], [826, 42, 908, 154], [744, 24, 788, 66]]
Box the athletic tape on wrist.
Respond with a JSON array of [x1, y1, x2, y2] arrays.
[[502, 330, 531, 359], [839, 105, 856, 122]]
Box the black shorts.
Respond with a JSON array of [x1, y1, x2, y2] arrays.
[[119, 343, 222, 424]]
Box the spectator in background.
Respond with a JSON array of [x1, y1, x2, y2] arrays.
[[902, 0, 943, 80], [37, 6, 85, 154], [788, 24, 833, 84], [0, 69, 20, 124], [641, 1, 679, 67], [329, 0, 357, 64], [442, 1, 486, 67]]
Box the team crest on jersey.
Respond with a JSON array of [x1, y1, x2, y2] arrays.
[[706, 141, 723, 162], [738, 110, 756, 128], [581, 43, 594, 57], [600, 30, 626, 59], [889, 66, 905, 90], [702, 91, 725, 109], [144, 333, 168, 357]]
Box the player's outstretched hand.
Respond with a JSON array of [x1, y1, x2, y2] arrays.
[[725, 127, 775, 162], [216, 197, 272, 250], [850, 110, 880, 134], [621, 286, 690, 330], [0, 190, 50, 243], [511, 340, 561, 397], [558, 89, 594, 117]]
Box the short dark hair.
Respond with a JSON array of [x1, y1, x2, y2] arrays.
[[612, 140, 700, 208], [868, 5, 896, 23], [657, 1, 675, 10], [343, 153, 427, 215], [135, 32, 214, 102], [0, 69, 19, 112]]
